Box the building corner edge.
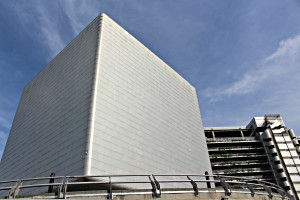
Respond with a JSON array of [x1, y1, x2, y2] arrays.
[[84, 14, 104, 176]]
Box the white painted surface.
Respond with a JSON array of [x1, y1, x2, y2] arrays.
[[90, 14, 212, 181], [0, 14, 212, 190], [0, 16, 101, 180]]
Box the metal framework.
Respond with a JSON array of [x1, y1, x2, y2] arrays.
[[0, 173, 293, 199]]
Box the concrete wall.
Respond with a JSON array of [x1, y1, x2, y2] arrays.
[[0, 16, 100, 180], [89, 14, 212, 181]]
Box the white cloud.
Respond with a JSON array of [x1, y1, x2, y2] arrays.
[[0, 131, 8, 143], [59, 1, 98, 34], [0, 116, 11, 130], [0, 130, 8, 160], [265, 34, 300, 62], [204, 34, 300, 102], [5, 1, 98, 58], [0, 97, 14, 130], [6, 1, 65, 58], [0, 131, 8, 160]]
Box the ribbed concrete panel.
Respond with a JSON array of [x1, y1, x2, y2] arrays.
[[0, 16, 101, 180], [90, 14, 212, 180]]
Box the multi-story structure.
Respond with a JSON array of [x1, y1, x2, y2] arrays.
[[0, 12, 297, 200], [205, 114, 300, 199], [206, 127, 276, 183], [0, 13, 212, 186]]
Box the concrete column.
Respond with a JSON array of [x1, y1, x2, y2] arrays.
[[212, 131, 215, 139], [240, 129, 244, 138]]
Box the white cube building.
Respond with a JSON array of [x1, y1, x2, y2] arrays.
[[0, 13, 212, 182]]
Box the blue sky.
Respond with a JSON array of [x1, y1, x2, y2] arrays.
[[1, 1, 300, 158]]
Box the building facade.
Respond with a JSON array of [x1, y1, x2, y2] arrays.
[[205, 115, 300, 200], [0, 13, 212, 185]]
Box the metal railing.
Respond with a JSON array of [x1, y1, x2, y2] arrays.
[[0, 173, 293, 199], [207, 137, 257, 142]]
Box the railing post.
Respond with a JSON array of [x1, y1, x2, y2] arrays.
[[58, 176, 67, 199], [152, 175, 161, 198], [246, 182, 255, 197], [149, 176, 158, 198], [276, 188, 285, 200], [8, 180, 22, 199], [205, 171, 211, 188], [48, 172, 55, 193], [262, 184, 273, 199], [108, 176, 113, 200], [63, 178, 67, 199], [187, 176, 199, 196], [220, 178, 231, 196]]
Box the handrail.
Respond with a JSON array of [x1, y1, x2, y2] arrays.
[[0, 173, 292, 199], [153, 174, 284, 191], [206, 137, 257, 142], [67, 174, 151, 178]]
